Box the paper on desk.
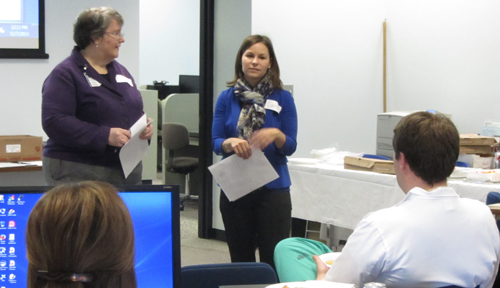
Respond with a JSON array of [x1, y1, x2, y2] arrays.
[[119, 114, 149, 178], [0, 162, 29, 168], [266, 280, 354, 288], [20, 161, 42, 167], [208, 147, 278, 201]]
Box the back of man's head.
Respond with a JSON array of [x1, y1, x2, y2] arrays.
[[392, 111, 459, 186]]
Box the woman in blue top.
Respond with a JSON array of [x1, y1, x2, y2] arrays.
[[212, 35, 298, 271]]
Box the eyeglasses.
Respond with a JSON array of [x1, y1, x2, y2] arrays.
[[104, 32, 124, 39]]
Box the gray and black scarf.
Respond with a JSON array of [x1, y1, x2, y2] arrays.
[[234, 72, 274, 141]]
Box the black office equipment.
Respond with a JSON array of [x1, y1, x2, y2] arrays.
[[179, 75, 200, 93], [147, 81, 180, 100]]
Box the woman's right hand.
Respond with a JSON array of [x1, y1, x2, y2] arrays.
[[224, 138, 252, 159], [108, 128, 131, 147]]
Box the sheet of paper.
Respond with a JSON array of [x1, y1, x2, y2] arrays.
[[208, 147, 279, 201], [0, 162, 29, 168], [266, 280, 354, 288], [119, 114, 149, 178], [20, 161, 42, 166]]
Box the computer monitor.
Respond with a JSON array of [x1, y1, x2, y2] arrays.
[[179, 75, 199, 93], [0, 184, 181, 288]]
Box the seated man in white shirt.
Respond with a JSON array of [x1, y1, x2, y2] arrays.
[[275, 111, 500, 288]]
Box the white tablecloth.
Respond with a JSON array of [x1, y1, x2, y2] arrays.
[[289, 158, 500, 230]]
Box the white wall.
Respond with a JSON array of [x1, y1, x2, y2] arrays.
[[252, 0, 500, 157], [139, 0, 199, 85], [386, 0, 500, 134], [0, 1, 139, 139], [212, 0, 252, 231]]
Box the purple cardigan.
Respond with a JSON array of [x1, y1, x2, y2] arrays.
[[42, 46, 143, 167]]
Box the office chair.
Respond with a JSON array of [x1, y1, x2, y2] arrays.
[[181, 262, 278, 288], [162, 123, 199, 210], [362, 154, 392, 160]]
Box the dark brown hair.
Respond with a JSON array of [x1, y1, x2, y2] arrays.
[[73, 7, 124, 49], [393, 111, 459, 186], [227, 35, 282, 89], [26, 181, 136, 288]]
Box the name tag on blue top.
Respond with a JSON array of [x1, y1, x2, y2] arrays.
[[264, 99, 281, 113]]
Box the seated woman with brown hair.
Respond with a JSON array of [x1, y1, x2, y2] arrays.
[[26, 181, 136, 288]]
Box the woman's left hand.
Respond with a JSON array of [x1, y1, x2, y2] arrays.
[[140, 118, 154, 140], [250, 128, 285, 150]]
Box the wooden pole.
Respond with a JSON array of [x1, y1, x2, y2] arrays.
[[383, 20, 387, 113]]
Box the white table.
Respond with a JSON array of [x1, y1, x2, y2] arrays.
[[289, 158, 500, 231]]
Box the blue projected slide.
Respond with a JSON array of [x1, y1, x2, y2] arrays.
[[0, 0, 39, 49]]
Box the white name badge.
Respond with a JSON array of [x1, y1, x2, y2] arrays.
[[116, 74, 134, 87], [264, 99, 282, 113]]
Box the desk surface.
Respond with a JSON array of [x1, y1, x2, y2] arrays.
[[289, 158, 500, 230], [489, 204, 500, 215], [0, 163, 45, 186], [0, 165, 42, 173]]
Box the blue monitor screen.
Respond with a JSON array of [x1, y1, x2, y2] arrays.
[[0, 185, 181, 288]]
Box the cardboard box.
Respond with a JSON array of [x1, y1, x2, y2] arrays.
[[344, 156, 395, 174], [460, 134, 497, 146], [0, 135, 43, 162], [459, 145, 495, 155], [458, 154, 494, 169]]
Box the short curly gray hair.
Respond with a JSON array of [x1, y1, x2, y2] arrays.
[[73, 7, 124, 49]]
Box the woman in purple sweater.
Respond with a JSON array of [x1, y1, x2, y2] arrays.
[[42, 7, 152, 185]]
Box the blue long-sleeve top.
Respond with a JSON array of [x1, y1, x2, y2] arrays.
[[212, 86, 298, 189]]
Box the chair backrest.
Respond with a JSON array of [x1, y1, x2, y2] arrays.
[[161, 93, 199, 134], [363, 154, 392, 160], [181, 262, 278, 288], [162, 123, 190, 151]]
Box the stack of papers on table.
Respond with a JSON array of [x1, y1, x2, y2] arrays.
[[266, 281, 354, 288], [0, 161, 42, 168], [287, 158, 321, 165]]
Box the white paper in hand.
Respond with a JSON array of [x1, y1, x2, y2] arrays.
[[119, 114, 149, 178], [208, 147, 279, 201]]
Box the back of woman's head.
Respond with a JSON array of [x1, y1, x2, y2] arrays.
[[26, 181, 136, 288]]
